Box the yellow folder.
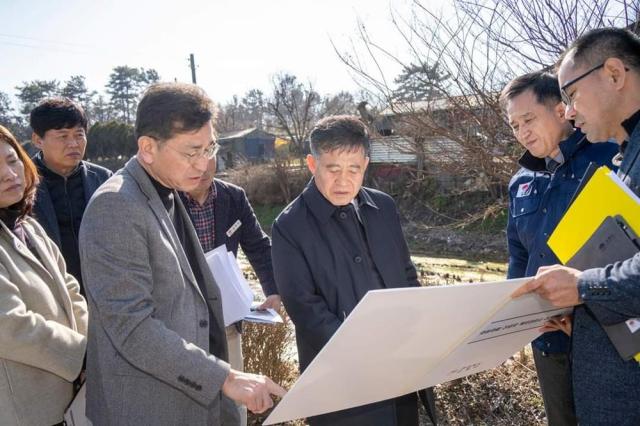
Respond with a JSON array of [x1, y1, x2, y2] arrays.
[[548, 166, 640, 264]]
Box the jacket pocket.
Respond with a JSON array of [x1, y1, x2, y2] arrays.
[[511, 195, 541, 218]]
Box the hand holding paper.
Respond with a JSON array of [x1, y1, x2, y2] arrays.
[[511, 265, 582, 307]]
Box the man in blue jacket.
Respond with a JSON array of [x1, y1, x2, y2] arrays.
[[272, 115, 434, 425], [30, 98, 112, 293], [501, 71, 617, 425], [513, 28, 640, 425]]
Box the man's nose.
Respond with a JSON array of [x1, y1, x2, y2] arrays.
[[193, 154, 209, 172], [564, 103, 576, 120]]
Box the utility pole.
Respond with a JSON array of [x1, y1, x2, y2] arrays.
[[189, 53, 197, 84]]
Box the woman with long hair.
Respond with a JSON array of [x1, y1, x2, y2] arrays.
[[0, 125, 87, 425]]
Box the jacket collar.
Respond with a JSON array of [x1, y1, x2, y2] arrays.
[[0, 218, 77, 329], [518, 129, 586, 172], [34, 151, 84, 179], [302, 178, 379, 224], [124, 157, 203, 298], [622, 109, 640, 140]]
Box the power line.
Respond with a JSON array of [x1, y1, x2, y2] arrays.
[[0, 32, 94, 49]]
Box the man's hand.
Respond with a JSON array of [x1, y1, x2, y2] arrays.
[[222, 369, 287, 414], [511, 265, 582, 308], [539, 314, 573, 336], [257, 295, 282, 312]]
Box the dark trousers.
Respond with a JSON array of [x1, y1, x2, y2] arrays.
[[308, 392, 419, 426], [533, 347, 577, 426]]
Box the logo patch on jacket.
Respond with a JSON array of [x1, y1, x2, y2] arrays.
[[516, 182, 533, 198]]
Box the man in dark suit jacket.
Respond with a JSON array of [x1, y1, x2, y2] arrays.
[[180, 157, 280, 426], [272, 115, 434, 426], [30, 98, 112, 292]]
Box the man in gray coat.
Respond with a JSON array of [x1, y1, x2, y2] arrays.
[[79, 82, 285, 425]]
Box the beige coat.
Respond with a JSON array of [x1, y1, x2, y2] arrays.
[[0, 216, 87, 426]]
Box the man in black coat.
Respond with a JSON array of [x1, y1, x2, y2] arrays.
[[272, 115, 430, 425], [30, 98, 112, 293]]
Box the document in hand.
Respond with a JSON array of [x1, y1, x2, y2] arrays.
[[204, 245, 254, 326], [244, 302, 284, 325], [264, 278, 569, 425], [547, 166, 640, 264]]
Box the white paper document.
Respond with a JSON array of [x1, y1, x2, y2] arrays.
[[265, 278, 570, 425], [244, 302, 284, 324], [204, 245, 254, 326]]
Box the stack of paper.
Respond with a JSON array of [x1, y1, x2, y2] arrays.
[[204, 245, 254, 326], [264, 278, 570, 425]]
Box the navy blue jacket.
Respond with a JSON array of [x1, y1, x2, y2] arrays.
[[181, 178, 276, 296], [507, 130, 618, 354], [574, 111, 640, 425], [272, 179, 419, 425], [32, 155, 112, 291]]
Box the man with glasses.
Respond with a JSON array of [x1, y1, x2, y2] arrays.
[[180, 146, 280, 426], [29, 98, 112, 293], [79, 82, 285, 425], [513, 28, 640, 424]]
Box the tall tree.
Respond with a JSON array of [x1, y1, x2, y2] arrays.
[[267, 73, 320, 155], [0, 92, 13, 123], [0, 91, 28, 140], [15, 80, 60, 116], [106, 66, 160, 124], [321, 91, 357, 116], [61, 75, 96, 118], [91, 95, 115, 123], [335, 0, 638, 203], [392, 62, 450, 102], [241, 89, 266, 129], [217, 95, 243, 133]]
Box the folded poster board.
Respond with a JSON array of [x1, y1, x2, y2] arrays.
[[265, 278, 569, 425]]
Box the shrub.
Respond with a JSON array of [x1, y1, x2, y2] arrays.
[[224, 163, 310, 206], [242, 316, 301, 425]]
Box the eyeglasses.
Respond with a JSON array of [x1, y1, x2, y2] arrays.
[[163, 142, 219, 164], [560, 63, 604, 107]]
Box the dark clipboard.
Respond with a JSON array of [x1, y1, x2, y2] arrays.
[[566, 215, 640, 361], [566, 215, 640, 270]]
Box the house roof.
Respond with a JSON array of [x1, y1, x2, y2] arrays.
[[379, 94, 495, 116], [218, 127, 276, 141]]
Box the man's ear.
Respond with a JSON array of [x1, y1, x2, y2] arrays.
[[554, 101, 567, 121], [364, 156, 370, 171], [604, 57, 627, 90], [306, 154, 317, 174], [138, 136, 157, 164], [31, 132, 43, 150]]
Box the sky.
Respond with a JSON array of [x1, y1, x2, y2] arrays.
[[0, 0, 433, 107]]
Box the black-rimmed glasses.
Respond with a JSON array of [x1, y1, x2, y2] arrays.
[[560, 63, 604, 106]]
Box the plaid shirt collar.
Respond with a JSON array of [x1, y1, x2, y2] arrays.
[[179, 182, 218, 252], [181, 181, 217, 208]]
